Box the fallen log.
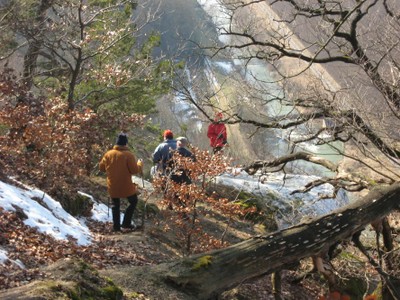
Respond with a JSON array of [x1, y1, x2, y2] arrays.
[[155, 182, 400, 299]]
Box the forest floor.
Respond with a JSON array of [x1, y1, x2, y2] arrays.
[[97, 208, 323, 300], [0, 180, 321, 299], [1, 176, 399, 300]]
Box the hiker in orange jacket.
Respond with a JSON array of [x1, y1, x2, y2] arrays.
[[99, 133, 143, 232], [207, 112, 227, 154]]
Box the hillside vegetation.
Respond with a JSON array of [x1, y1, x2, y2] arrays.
[[1, 0, 400, 299]]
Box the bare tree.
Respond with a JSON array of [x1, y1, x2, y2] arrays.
[[168, 0, 400, 297], [175, 0, 400, 192]]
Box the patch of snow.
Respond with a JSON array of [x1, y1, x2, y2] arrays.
[[217, 170, 348, 228], [0, 180, 93, 247], [0, 248, 8, 264]]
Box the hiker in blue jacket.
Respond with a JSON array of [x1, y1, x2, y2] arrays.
[[152, 129, 177, 175]]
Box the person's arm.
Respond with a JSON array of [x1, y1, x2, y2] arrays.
[[189, 150, 196, 162], [99, 154, 107, 172], [180, 148, 196, 162], [222, 124, 227, 143], [216, 124, 227, 140], [127, 153, 141, 175], [152, 145, 161, 163], [137, 159, 143, 175]]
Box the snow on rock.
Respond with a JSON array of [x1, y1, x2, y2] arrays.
[[0, 180, 94, 247], [217, 170, 349, 228]]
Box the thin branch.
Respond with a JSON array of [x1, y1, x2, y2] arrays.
[[243, 151, 338, 175]]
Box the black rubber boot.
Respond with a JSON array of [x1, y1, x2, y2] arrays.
[[121, 194, 138, 229], [111, 198, 121, 231]]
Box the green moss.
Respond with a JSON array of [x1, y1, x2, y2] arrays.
[[127, 291, 146, 298], [232, 192, 279, 231], [100, 285, 123, 299], [370, 282, 383, 300], [135, 200, 159, 217], [31, 259, 125, 300], [104, 277, 114, 285], [339, 251, 365, 263], [144, 122, 161, 134], [234, 199, 260, 221], [340, 276, 368, 299], [192, 255, 213, 271], [234, 192, 262, 210], [37, 76, 62, 90], [78, 260, 98, 274], [234, 199, 256, 210], [60, 193, 93, 217], [0, 124, 10, 135], [36, 280, 80, 299]]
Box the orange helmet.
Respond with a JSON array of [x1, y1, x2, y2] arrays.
[[163, 129, 173, 139]]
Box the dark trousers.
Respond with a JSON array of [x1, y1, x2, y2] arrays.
[[111, 194, 138, 231]]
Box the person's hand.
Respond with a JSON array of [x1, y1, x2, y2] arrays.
[[137, 159, 144, 175], [137, 159, 143, 167]]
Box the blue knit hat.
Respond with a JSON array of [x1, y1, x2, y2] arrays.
[[116, 133, 128, 146]]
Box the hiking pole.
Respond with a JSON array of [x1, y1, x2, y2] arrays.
[[136, 158, 146, 228], [107, 197, 110, 219], [140, 169, 148, 229]]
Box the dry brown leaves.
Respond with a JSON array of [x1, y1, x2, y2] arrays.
[[0, 209, 160, 291]]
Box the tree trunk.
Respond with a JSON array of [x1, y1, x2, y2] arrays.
[[155, 183, 400, 299], [23, 0, 54, 89]]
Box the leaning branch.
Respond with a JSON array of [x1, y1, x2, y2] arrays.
[[243, 151, 338, 175], [290, 175, 369, 195]]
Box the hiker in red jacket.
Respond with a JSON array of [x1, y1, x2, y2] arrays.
[[207, 112, 227, 154]]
